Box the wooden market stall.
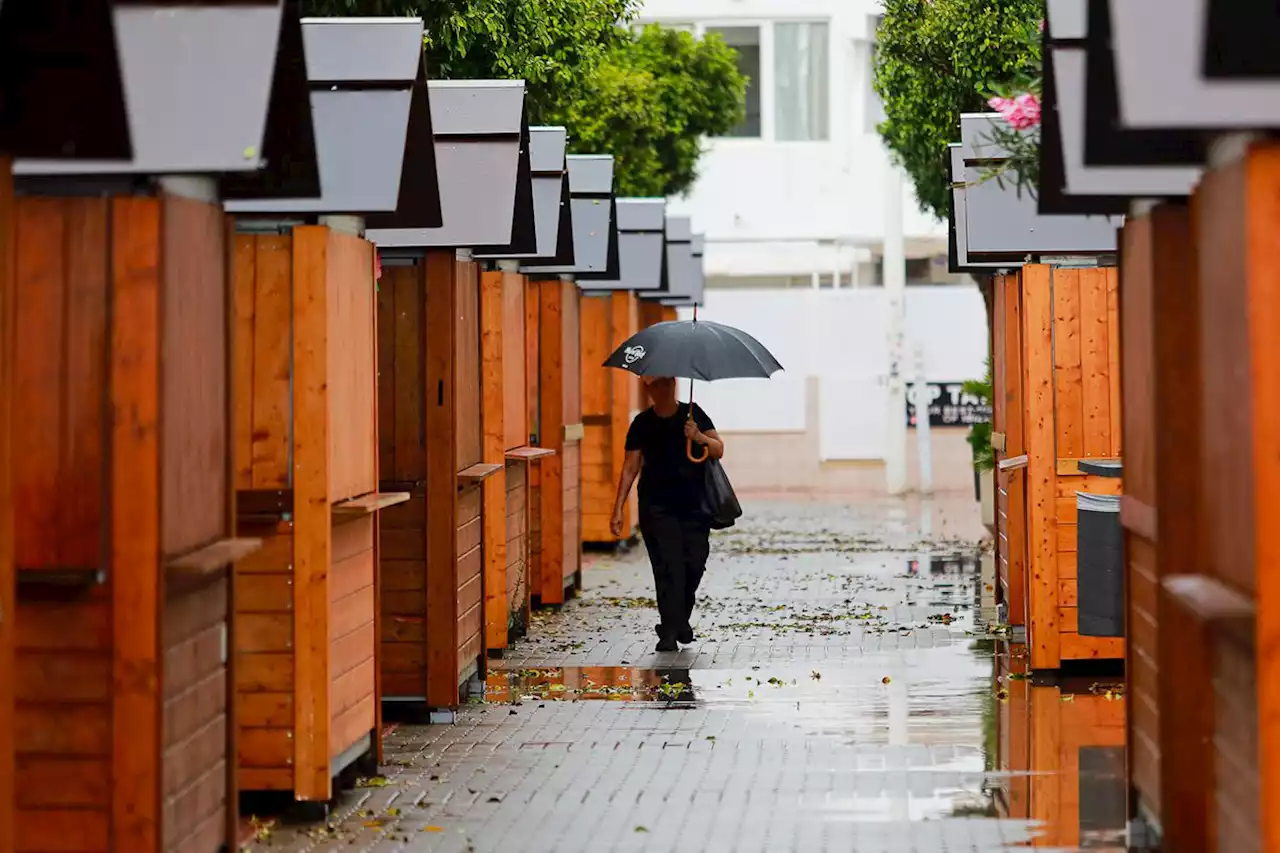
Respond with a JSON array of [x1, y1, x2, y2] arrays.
[[533, 277, 584, 604], [368, 79, 531, 709], [994, 264, 1125, 670], [522, 154, 619, 604], [579, 292, 641, 545], [223, 16, 436, 803], [2, 2, 315, 850], [574, 197, 667, 547], [474, 125, 570, 649]]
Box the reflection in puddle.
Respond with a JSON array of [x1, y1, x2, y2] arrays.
[[993, 642, 1128, 848]]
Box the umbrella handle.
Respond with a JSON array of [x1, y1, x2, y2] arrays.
[[687, 437, 709, 464], [686, 370, 709, 464]]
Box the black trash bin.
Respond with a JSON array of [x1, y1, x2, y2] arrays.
[[1076, 483, 1124, 638]]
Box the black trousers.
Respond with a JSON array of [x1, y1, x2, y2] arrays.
[[639, 504, 710, 637]]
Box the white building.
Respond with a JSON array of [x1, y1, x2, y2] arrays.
[[636, 0, 955, 287], [638, 0, 989, 496]]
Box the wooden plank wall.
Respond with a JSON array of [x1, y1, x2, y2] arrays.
[[536, 279, 583, 603], [11, 193, 234, 853], [1192, 149, 1274, 853], [560, 283, 582, 587], [376, 264, 427, 700], [1118, 214, 1161, 831], [1023, 265, 1125, 669], [11, 195, 117, 853], [0, 155, 14, 853], [159, 195, 232, 853], [580, 295, 612, 543], [994, 273, 1027, 626], [505, 463, 529, 633], [231, 227, 379, 800], [579, 293, 639, 544], [454, 259, 483, 683], [524, 282, 542, 601], [325, 232, 377, 503]]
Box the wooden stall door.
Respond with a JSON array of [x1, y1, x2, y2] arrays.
[[1023, 265, 1125, 669], [376, 261, 428, 702], [995, 272, 1028, 627]]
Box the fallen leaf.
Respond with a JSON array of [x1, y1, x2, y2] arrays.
[[882, 676, 892, 684], [635, 826, 649, 833], [423, 826, 444, 832]]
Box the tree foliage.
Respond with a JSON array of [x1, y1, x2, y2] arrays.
[[872, 0, 1041, 220], [300, 1, 746, 198], [547, 25, 745, 196]]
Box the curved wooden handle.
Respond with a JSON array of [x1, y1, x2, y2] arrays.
[[687, 437, 709, 464]]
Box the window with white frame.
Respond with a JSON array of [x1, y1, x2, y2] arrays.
[[774, 22, 830, 141], [706, 26, 762, 138], [864, 16, 886, 134], [643, 18, 830, 142]]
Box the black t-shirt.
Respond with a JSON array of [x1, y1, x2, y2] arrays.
[[625, 402, 716, 512]]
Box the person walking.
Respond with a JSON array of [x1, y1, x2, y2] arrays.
[[610, 375, 725, 651]]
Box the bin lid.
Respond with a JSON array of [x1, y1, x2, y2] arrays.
[[1076, 491, 1121, 513]]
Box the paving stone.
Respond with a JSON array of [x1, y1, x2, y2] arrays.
[[244, 499, 1073, 853]]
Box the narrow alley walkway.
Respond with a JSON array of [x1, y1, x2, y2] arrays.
[[245, 499, 1125, 853]]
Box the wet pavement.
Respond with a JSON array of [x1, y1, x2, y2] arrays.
[[244, 497, 1128, 853]]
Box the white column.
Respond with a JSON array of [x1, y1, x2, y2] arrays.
[[883, 164, 908, 495], [911, 344, 933, 494]]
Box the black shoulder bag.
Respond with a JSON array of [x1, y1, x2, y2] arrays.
[[698, 458, 742, 529]]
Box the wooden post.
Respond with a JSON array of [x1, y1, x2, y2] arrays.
[[536, 278, 583, 604], [480, 270, 509, 650], [1119, 203, 1210, 848], [994, 272, 1028, 627], [0, 154, 14, 853]]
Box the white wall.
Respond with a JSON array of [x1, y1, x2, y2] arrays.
[[676, 285, 988, 461]]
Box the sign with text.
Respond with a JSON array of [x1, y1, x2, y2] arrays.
[[906, 382, 992, 427]]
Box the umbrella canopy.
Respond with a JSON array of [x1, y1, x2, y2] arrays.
[[602, 319, 783, 381]]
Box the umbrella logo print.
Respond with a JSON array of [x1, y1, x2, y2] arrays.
[[623, 345, 646, 365]]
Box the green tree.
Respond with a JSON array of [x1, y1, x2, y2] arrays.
[[549, 25, 745, 196], [873, 0, 1041, 220]]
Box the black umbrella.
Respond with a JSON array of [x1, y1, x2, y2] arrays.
[[603, 308, 783, 461]]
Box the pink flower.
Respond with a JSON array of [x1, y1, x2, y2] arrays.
[[988, 92, 1041, 131], [1038, 18, 1045, 31], [375, 251, 383, 281]]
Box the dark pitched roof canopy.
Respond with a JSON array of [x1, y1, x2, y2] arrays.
[[577, 197, 666, 292], [474, 125, 566, 260], [522, 154, 620, 278], [1036, 0, 1202, 214], [367, 80, 531, 251], [16, 2, 291, 177], [226, 16, 429, 214], [0, 0, 132, 159]]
